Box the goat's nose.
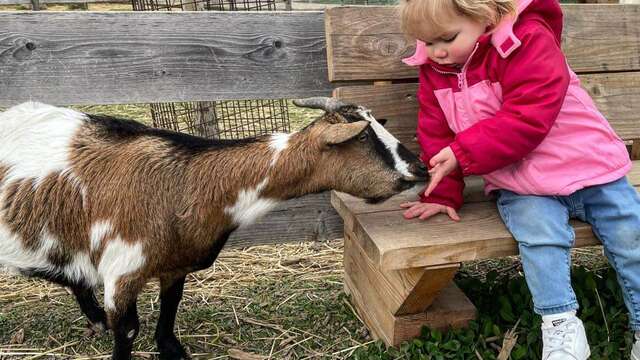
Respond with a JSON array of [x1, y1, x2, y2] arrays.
[[415, 162, 428, 179], [402, 162, 428, 181]]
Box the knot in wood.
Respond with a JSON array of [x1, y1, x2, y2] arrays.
[[373, 37, 402, 57]]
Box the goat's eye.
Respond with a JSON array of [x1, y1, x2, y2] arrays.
[[358, 133, 368, 142]]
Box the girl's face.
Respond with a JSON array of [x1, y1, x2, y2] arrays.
[[418, 13, 488, 67]]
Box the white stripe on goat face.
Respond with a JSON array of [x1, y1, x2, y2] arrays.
[[355, 108, 412, 177]]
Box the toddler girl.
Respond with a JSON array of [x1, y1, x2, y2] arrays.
[[398, 0, 640, 358]]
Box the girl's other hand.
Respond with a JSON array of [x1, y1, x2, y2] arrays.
[[424, 146, 458, 197], [400, 201, 461, 221]]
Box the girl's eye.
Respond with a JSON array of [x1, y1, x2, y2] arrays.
[[442, 33, 458, 43]]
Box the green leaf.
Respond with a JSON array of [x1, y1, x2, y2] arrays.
[[527, 330, 539, 345], [492, 324, 502, 337], [482, 320, 494, 337], [499, 307, 516, 322], [511, 345, 527, 359], [431, 329, 443, 342], [441, 340, 461, 351]]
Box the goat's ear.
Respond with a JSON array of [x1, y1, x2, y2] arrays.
[[320, 121, 369, 147], [377, 118, 388, 126]]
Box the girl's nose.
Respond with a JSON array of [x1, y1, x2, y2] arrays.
[[434, 48, 448, 59]]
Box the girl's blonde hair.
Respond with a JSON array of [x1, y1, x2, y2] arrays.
[[399, 0, 517, 39]]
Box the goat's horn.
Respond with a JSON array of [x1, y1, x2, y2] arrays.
[[292, 97, 346, 112]]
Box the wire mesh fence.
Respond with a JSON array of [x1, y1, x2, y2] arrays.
[[149, 100, 290, 140], [132, 0, 277, 11]]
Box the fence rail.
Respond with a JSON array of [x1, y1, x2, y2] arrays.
[[0, 11, 331, 106]]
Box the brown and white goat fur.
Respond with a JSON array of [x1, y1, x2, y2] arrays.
[[0, 98, 426, 359]]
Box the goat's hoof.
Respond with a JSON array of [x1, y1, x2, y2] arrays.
[[158, 337, 189, 360], [83, 321, 107, 337]]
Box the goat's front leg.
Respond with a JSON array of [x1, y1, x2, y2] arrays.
[[106, 277, 144, 360], [71, 285, 108, 334], [110, 301, 140, 360], [155, 274, 189, 360]]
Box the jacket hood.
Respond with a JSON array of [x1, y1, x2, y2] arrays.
[[402, 0, 564, 66]]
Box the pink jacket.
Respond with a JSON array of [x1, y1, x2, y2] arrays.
[[403, 0, 631, 210]]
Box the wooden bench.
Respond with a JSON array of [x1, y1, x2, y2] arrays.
[[325, 4, 640, 346]]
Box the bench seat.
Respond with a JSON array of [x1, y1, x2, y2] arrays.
[[333, 164, 640, 271]]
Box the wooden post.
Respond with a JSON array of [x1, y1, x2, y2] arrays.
[[195, 101, 219, 139], [343, 230, 476, 346], [30, 0, 40, 10], [632, 140, 640, 160]]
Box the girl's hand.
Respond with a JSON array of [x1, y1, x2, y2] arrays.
[[400, 201, 461, 221], [424, 146, 458, 197]]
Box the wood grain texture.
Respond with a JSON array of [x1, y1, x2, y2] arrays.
[[325, 5, 640, 81], [0, 11, 331, 106], [354, 201, 599, 270], [344, 230, 460, 316], [344, 268, 475, 346]]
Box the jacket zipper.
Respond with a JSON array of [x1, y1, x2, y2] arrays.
[[430, 43, 481, 127], [458, 43, 480, 121], [430, 43, 479, 89]]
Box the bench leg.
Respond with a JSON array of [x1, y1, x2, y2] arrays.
[[343, 230, 477, 346]]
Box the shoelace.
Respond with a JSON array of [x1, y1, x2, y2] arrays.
[[542, 320, 578, 355]]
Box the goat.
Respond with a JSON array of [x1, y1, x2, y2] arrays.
[[0, 97, 426, 360]]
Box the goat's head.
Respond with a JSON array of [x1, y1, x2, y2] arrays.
[[293, 97, 427, 203]]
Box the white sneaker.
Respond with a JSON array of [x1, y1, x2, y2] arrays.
[[541, 313, 590, 360], [631, 332, 640, 360]]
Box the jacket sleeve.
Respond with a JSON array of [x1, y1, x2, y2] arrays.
[[450, 22, 570, 176], [416, 68, 465, 210]]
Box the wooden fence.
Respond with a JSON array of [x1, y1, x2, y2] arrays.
[[0, 5, 638, 248]]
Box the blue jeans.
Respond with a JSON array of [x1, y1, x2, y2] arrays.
[[496, 177, 640, 330]]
